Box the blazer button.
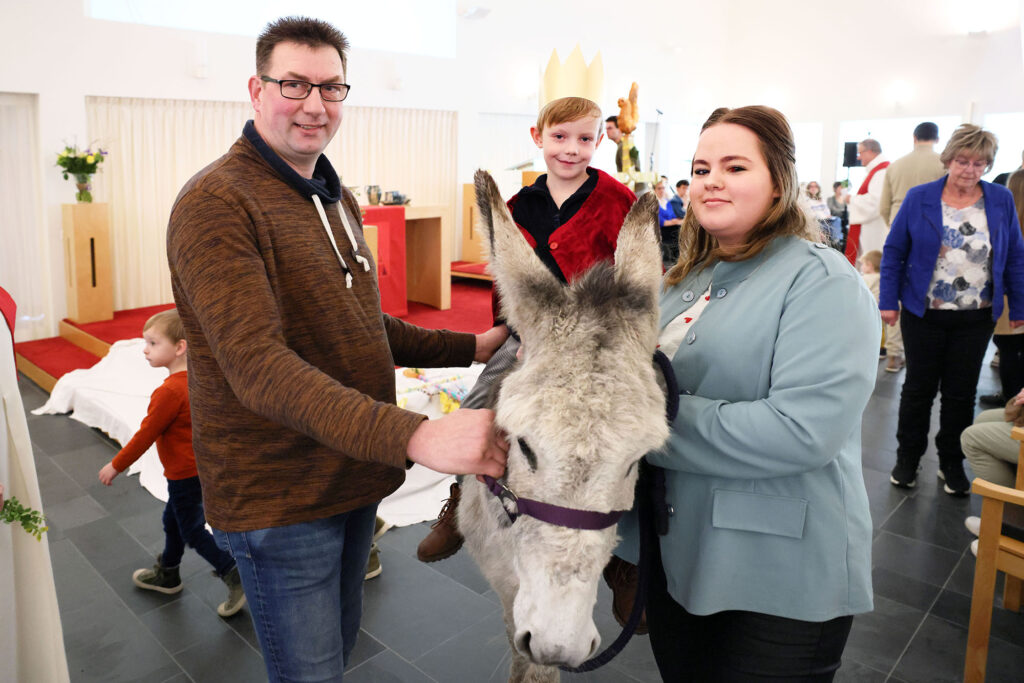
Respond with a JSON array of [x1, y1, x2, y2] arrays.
[[716, 288, 727, 299], [686, 331, 696, 344], [682, 290, 695, 302], [549, 241, 559, 250], [667, 505, 675, 516]]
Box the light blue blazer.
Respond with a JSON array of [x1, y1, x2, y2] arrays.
[[617, 236, 879, 622]]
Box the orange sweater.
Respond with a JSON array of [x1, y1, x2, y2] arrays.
[[111, 371, 197, 481]]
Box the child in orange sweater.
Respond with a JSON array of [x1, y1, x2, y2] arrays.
[[98, 310, 245, 617]]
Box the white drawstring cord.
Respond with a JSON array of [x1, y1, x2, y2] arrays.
[[312, 194, 353, 288], [335, 203, 371, 272]]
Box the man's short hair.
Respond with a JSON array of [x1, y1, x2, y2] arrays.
[[256, 16, 350, 76], [860, 139, 882, 154], [676, 179, 689, 189], [913, 122, 939, 142], [536, 97, 603, 134], [605, 115, 618, 125], [145, 309, 185, 344], [833, 181, 844, 190]]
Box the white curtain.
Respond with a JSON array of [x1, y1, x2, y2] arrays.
[[87, 97, 251, 310], [0, 93, 50, 342], [87, 97, 458, 310]]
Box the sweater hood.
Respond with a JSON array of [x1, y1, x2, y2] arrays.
[[243, 120, 342, 203]]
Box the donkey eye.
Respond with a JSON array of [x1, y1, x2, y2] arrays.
[[517, 437, 538, 471]]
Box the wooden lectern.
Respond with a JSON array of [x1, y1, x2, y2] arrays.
[[62, 203, 113, 323]]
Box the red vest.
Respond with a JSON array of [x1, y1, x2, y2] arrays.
[[844, 160, 890, 265], [493, 169, 636, 323]]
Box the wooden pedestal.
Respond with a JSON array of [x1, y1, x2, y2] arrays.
[[62, 203, 113, 323]]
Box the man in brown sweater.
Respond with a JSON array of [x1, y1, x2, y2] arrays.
[[166, 17, 508, 681]]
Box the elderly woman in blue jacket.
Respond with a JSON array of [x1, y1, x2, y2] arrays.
[[880, 124, 1024, 496], [616, 106, 878, 681]]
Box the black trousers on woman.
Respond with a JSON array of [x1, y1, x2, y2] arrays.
[[993, 333, 1024, 399], [896, 308, 994, 470], [646, 540, 854, 681]]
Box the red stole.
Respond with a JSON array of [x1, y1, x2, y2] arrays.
[[0, 286, 16, 361], [844, 160, 890, 265]]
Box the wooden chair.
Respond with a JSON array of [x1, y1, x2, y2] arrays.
[[964, 425, 1024, 681]]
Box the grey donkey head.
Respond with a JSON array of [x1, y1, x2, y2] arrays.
[[469, 170, 668, 668]]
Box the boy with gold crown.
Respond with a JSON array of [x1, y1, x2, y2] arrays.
[[416, 49, 641, 585]]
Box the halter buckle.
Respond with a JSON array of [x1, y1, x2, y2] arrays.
[[494, 479, 520, 524]]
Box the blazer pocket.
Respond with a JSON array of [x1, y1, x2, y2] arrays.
[[712, 489, 808, 539]]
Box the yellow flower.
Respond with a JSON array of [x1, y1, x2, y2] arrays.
[[86, 155, 95, 163]]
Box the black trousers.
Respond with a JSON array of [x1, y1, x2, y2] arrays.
[[646, 542, 854, 681], [993, 333, 1024, 398], [896, 308, 994, 466]]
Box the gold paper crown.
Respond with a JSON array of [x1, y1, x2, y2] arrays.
[[539, 44, 604, 107]]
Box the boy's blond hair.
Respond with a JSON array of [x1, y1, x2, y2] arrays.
[[144, 309, 185, 344], [536, 97, 602, 135], [861, 250, 882, 273]]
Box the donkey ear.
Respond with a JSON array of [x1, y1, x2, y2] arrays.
[[473, 169, 564, 332], [614, 192, 663, 293]]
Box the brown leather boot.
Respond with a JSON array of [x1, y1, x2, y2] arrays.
[[416, 482, 464, 562], [602, 555, 648, 635]]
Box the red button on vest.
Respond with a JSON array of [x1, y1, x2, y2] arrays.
[[550, 242, 559, 250]]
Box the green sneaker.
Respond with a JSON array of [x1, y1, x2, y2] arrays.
[[373, 515, 393, 543], [217, 565, 247, 617], [132, 554, 183, 595], [365, 543, 382, 580]]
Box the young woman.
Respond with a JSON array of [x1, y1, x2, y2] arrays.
[[615, 106, 878, 681]]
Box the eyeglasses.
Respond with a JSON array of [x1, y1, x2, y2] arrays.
[[951, 157, 987, 172], [260, 76, 351, 102]]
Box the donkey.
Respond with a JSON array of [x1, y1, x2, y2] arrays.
[[459, 171, 670, 682]]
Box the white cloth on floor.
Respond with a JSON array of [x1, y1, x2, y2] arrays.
[[33, 341, 483, 526], [2, 318, 71, 682]]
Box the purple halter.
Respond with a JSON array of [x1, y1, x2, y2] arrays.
[[481, 475, 626, 530]]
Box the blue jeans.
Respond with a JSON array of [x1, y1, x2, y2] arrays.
[[162, 476, 235, 576], [224, 503, 378, 683]]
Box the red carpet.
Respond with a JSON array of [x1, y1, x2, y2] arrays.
[[401, 280, 493, 333], [15, 337, 100, 377], [16, 281, 494, 387]]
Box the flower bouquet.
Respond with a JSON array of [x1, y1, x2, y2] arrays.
[[56, 144, 108, 203]]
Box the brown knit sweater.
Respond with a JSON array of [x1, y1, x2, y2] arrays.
[[166, 134, 475, 531]]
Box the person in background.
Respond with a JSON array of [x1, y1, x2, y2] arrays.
[[845, 139, 890, 265], [656, 178, 685, 265], [672, 179, 689, 215], [859, 250, 903, 371], [879, 121, 944, 227], [980, 169, 1024, 406], [881, 124, 1024, 496], [98, 310, 246, 617], [615, 105, 877, 680], [828, 181, 849, 231], [960, 385, 1024, 556]]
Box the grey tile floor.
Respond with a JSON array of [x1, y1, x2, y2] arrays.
[[16, 346, 1024, 682]]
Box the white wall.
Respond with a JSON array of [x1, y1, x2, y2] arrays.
[[3, 0, 1024, 332]]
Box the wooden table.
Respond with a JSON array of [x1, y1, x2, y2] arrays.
[[404, 205, 451, 310]]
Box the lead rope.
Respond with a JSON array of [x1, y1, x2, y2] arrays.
[[560, 350, 676, 673], [560, 461, 655, 673]]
